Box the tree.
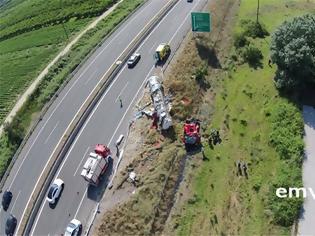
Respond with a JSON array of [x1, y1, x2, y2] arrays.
[[270, 14, 315, 90]]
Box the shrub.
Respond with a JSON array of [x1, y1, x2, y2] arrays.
[[241, 44, 263, 67], [233, 32, 249, 48], [240, 19, 269, 38], [268, 165, 303, 227], [193, 64, 208, 82], [269, 102, 304, 162]]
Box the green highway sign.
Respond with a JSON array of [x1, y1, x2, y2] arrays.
[[191, 12, 211, 32]]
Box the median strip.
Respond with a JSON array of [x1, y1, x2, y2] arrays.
[[20, 0, 180, 235]]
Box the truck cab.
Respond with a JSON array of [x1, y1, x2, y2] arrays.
[[154, 43, 171, 63]]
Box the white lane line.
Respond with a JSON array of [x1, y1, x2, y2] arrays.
[[149, 42, 157, 53], [29, 1, 187, 230], [115, 82, 129, 102], [168, 0, 200, 44], [51, 0, 183, 191], [16, 8, 161, 228], [29, 197, 46, 236], [44, 122, 59, 144], [9, 72, 82, 189], [84, 71, 97, 85], [136, 0, 182, 51], [75, 0, 156, 81], [74, 188, 87, 219], [74, 147, 89, 176], [53, 63, 127, 181], [10, 190, 21, 214], [108, 66, 155, 146], [7, 0, 157, 189]]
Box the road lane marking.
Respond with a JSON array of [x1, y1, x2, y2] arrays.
[[47, 0, 184, 215], [74, 147, 90, 176], [168, 0, 200, 44], [74, 188, 87, 219], [136, 0, 182, 51], [30, 0, 177, 187], [149, 42, 157, 53], [84, 71, 97, 85], [108, 67, 155, 146], [8, 71, 82, 189], [115, 82, 129, 102], [10, 190, 21, 214], [75, 0, 157, 80], [29, 196, 46, 236], [44, 122, 59, 144], [24, 2, 188, 233], [7, 0, 157, 189], [52, 62, 127, 181]]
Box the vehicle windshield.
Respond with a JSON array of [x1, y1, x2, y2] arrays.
[[3, 194, 10, 202], [66, 223, 76, 234], [6, 217, 15, 228], [47, 184, 57, 198]]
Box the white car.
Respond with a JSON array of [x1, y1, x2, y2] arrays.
[[65, 219, 82, 236], [127, 53, 141, 68], [46, 178, 64, 204]]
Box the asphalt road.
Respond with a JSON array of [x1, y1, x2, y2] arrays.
[[30, 0, 207, 235], [0, 0, 169, 234], [298, 105, 315, 236]]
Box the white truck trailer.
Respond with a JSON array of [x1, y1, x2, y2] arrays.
[[81, 144, 111, 186]]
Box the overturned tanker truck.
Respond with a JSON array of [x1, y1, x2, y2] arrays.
[[147, 76, 172, 130]]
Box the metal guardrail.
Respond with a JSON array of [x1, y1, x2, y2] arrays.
[[21, 0, 180, 235], [0, 0, 148, 193]]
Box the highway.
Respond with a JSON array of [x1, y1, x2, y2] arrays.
[[29, 0, 206, 235], [0, 0, 168, 234]]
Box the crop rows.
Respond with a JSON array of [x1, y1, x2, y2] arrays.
[[0, 0, 116, 124]]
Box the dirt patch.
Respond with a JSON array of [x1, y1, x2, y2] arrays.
[[94, 0, 239, 235]]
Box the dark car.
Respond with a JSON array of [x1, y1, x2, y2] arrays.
[[187, 0, 193, 2], [127, 53, 141, 68], [5, 214, 17, 236], [2, 190, 12, 211]]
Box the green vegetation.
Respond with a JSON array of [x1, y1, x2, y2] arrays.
[[0, 0, 144, 180], [271, 14, 315, 90], [268, 102, 304, 227], [0, 0, 117, 124], [171, 0, 314, 235]]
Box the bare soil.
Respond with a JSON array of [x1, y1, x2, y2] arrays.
[[93, 0, 239, 235]]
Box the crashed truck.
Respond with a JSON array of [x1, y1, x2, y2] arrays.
[[183, 118, 201, 151], [81, 144, 111, 186], [147, 76, 172, 130]]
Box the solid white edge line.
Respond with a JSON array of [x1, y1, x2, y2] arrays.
[[48, 0, 189, 225], [7, 0, 157, 189], [27, 0, 190, 233], [10, 190, 21, 214], [20, 3, 171, 233], [29, 197, 46, 236], [44, 121, 60, 144], [74, 188, 87, 219]]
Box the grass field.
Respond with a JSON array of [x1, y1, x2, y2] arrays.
[[168, 0, 315, 235], [0, 0, 117, 124], [0, 0, 144, 179]]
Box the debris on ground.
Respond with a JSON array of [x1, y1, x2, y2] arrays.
[[147, 76, 172, 130]]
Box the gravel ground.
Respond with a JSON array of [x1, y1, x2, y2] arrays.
[[298, 105, 315, 236]]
